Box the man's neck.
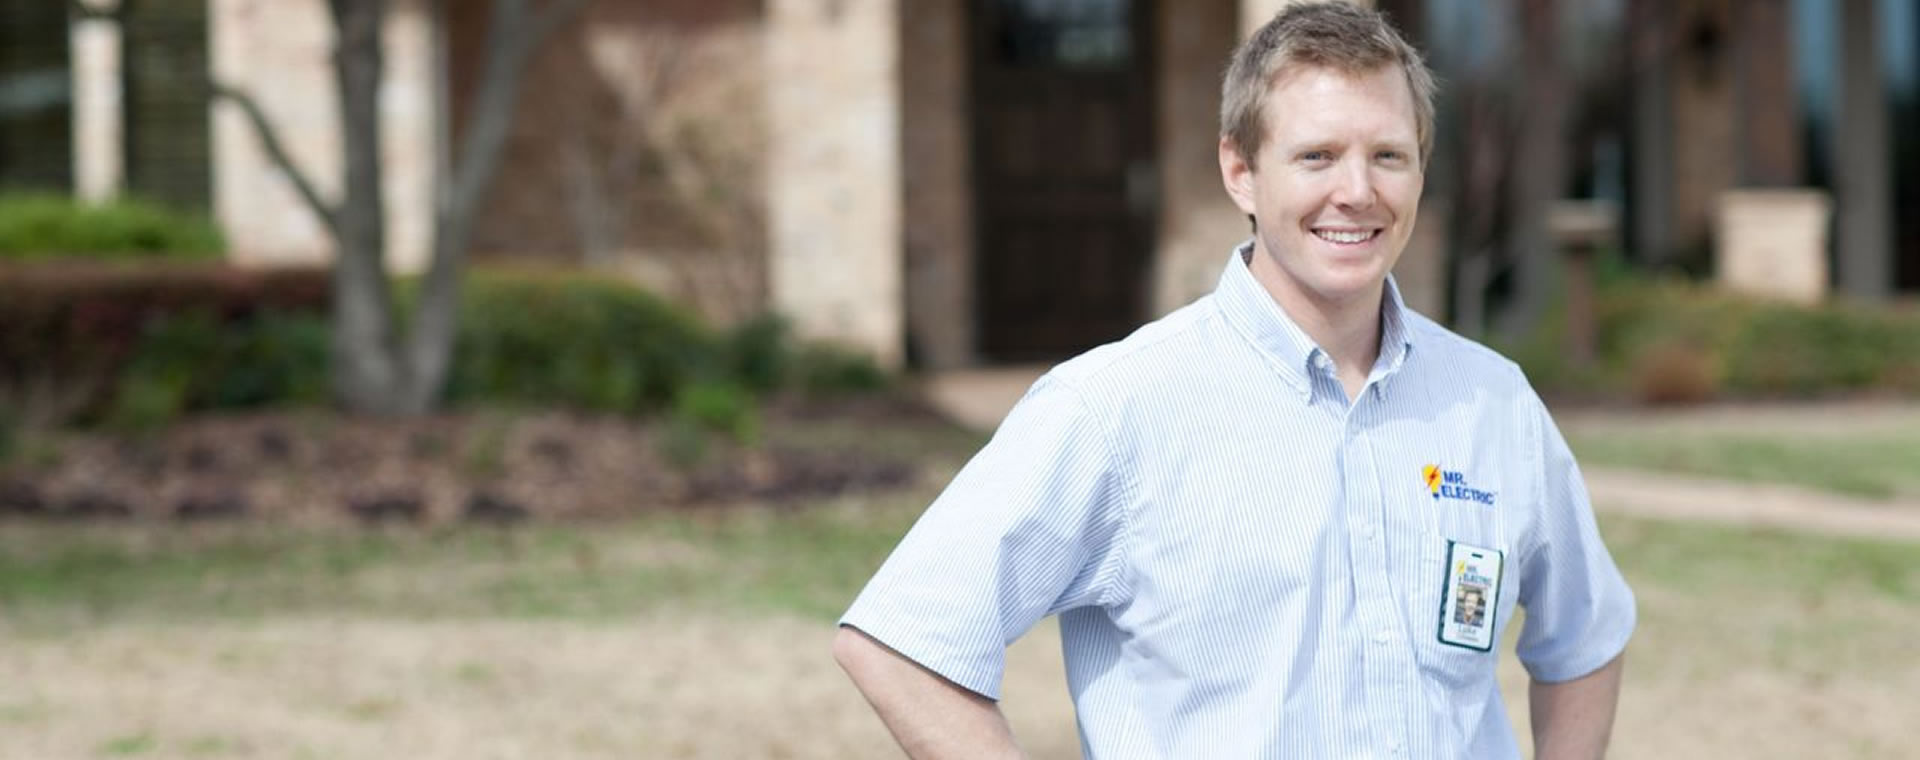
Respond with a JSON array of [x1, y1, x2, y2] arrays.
[[1246, 248, 1385, 400]]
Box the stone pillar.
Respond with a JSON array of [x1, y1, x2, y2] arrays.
[[767, 0, 903, 368], [211, 0, 436, 272], [1152, 0, 1243, 315], [70, 16, 123, 203], [1717, 189, 1830, 304], [1835, 0, 1893, 300], [900, 0, 972, 369]]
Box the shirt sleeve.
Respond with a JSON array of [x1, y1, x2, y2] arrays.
[[1513, 391, 1637, 683], [839, 374, 1130, 700]]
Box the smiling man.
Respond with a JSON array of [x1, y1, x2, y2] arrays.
[[834, 4, 1634, 759]]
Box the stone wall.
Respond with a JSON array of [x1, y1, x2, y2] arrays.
[[211, 0, 435, 272], [451, 0, 768, 323]]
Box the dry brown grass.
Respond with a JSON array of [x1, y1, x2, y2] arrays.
[[3, 599, 1916, 759]]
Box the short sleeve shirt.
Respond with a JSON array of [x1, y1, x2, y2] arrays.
[[841, 246, 1636, 759]]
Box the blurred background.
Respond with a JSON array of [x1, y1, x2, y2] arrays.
[[0, 0, 1916, 758]]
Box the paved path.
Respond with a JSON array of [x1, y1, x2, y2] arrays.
[[918, 367, 1920, 542]]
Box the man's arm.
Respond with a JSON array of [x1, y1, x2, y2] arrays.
[[833, 626, 1025, 760], [1529, 652, 1624, 760]]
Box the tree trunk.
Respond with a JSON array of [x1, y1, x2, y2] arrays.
[[400, 0, 580, 413], [1494, 0, 1567, 341], [1835, 0, 1892, 301], [328, 0, 409, 415]]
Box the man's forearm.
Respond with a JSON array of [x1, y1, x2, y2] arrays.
[[1529, 652, 1625, 760], [833, 625, 1025, 760]]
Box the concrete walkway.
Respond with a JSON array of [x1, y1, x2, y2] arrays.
[[917, 367, 1920, 542]]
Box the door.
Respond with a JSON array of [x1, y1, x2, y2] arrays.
[[971, 0, 1156, 361]]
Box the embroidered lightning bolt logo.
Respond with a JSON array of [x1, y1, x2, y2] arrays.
[[1423, 464, 1442, 499]]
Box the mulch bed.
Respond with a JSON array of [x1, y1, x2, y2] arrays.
[[0, 398, 935, 525]]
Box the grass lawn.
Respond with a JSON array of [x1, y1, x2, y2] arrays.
[[1566, 428, 1920, 500], [1, 409, 1916, 758]]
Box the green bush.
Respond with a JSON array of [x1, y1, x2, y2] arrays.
[[444, 271, 719, 413], [5, 263, 892, 427], [673, 382, 760, 444], [0, 262, 331, 427], [1511, 274, 1920, 401], [0, 194, 223, 260], [105, 311, 330, 430]]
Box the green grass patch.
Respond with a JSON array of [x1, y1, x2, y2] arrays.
[[1598, 514, 1920, 678], [0, 492, 932, 633], [1569, 429, 1920, 500], [98, 732, 157, 756]]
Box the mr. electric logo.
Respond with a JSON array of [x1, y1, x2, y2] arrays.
[[1422, 464, 1496, 506]]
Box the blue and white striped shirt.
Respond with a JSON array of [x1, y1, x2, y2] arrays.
[[843, 245, 1635, 759]]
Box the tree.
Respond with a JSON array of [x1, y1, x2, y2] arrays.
[[217, 0, 588, 414]]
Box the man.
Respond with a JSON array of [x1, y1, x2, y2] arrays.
[[834, 4, 1634, 758]]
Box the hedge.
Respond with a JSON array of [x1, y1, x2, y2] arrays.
[[0, 263, 886, 430], [0, 194, 223, 261], [1505, 277, 1920, 403]]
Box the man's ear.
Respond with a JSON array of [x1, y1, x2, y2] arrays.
[[1219, 135, 1258, 217]]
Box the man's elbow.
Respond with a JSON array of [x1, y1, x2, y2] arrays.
[[832, 625, 877, 681]]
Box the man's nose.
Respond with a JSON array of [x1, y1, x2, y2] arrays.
[[1330, 159, 1376, 209]]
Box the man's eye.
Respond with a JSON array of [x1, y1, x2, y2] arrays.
[[1302, 151, 1331, 162], [1377, 151, 1406, 162]]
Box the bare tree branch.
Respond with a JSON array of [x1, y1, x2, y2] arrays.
[[210, 83, 343, 239], [446, 0, 592, 227]]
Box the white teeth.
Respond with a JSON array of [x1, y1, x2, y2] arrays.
[[1315, 229, 1373, 244]]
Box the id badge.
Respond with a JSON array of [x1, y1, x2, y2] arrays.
[[1436, 540, 1504, 651]]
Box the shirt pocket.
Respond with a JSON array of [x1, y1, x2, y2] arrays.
[[1410, 533, 1501, 695]]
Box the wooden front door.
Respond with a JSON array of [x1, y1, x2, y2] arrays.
[[971, 0, 1156, 361]]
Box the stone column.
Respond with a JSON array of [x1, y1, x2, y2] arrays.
[[71, 15, 123, 203], [1835, 0, 1892, 300], [900, 0, 972, 369], [767, 0, 903, 368]]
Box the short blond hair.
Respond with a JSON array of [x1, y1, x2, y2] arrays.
[[1221, 2, 1436, 169]]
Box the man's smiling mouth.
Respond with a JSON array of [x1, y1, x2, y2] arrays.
[[1312, 228, 1381, 245]]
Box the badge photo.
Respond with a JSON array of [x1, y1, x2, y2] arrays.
[[1436, 540, 1504, 651]]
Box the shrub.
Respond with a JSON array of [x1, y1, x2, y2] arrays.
[[4, 263, 892, 427], [0, 262, 331, 427], [444, 270, 719, 413], [0, 194, 223, 260], [1512, 274, 1920, 402], [104, 311, 331, 430], [673, 381, 760, 445], [1630, 340, 1720, 405]]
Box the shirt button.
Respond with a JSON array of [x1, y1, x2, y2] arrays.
[[1372, 630, 1391, 644], [1363, 524, 1377, 539]]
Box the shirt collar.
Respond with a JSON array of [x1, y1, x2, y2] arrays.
[[1214, 240, 1417, 400]]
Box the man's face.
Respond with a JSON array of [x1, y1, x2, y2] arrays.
[[1220, 64, 1422, 314]]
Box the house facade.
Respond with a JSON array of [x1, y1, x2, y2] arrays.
[[4, 0, 1917, 370]]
